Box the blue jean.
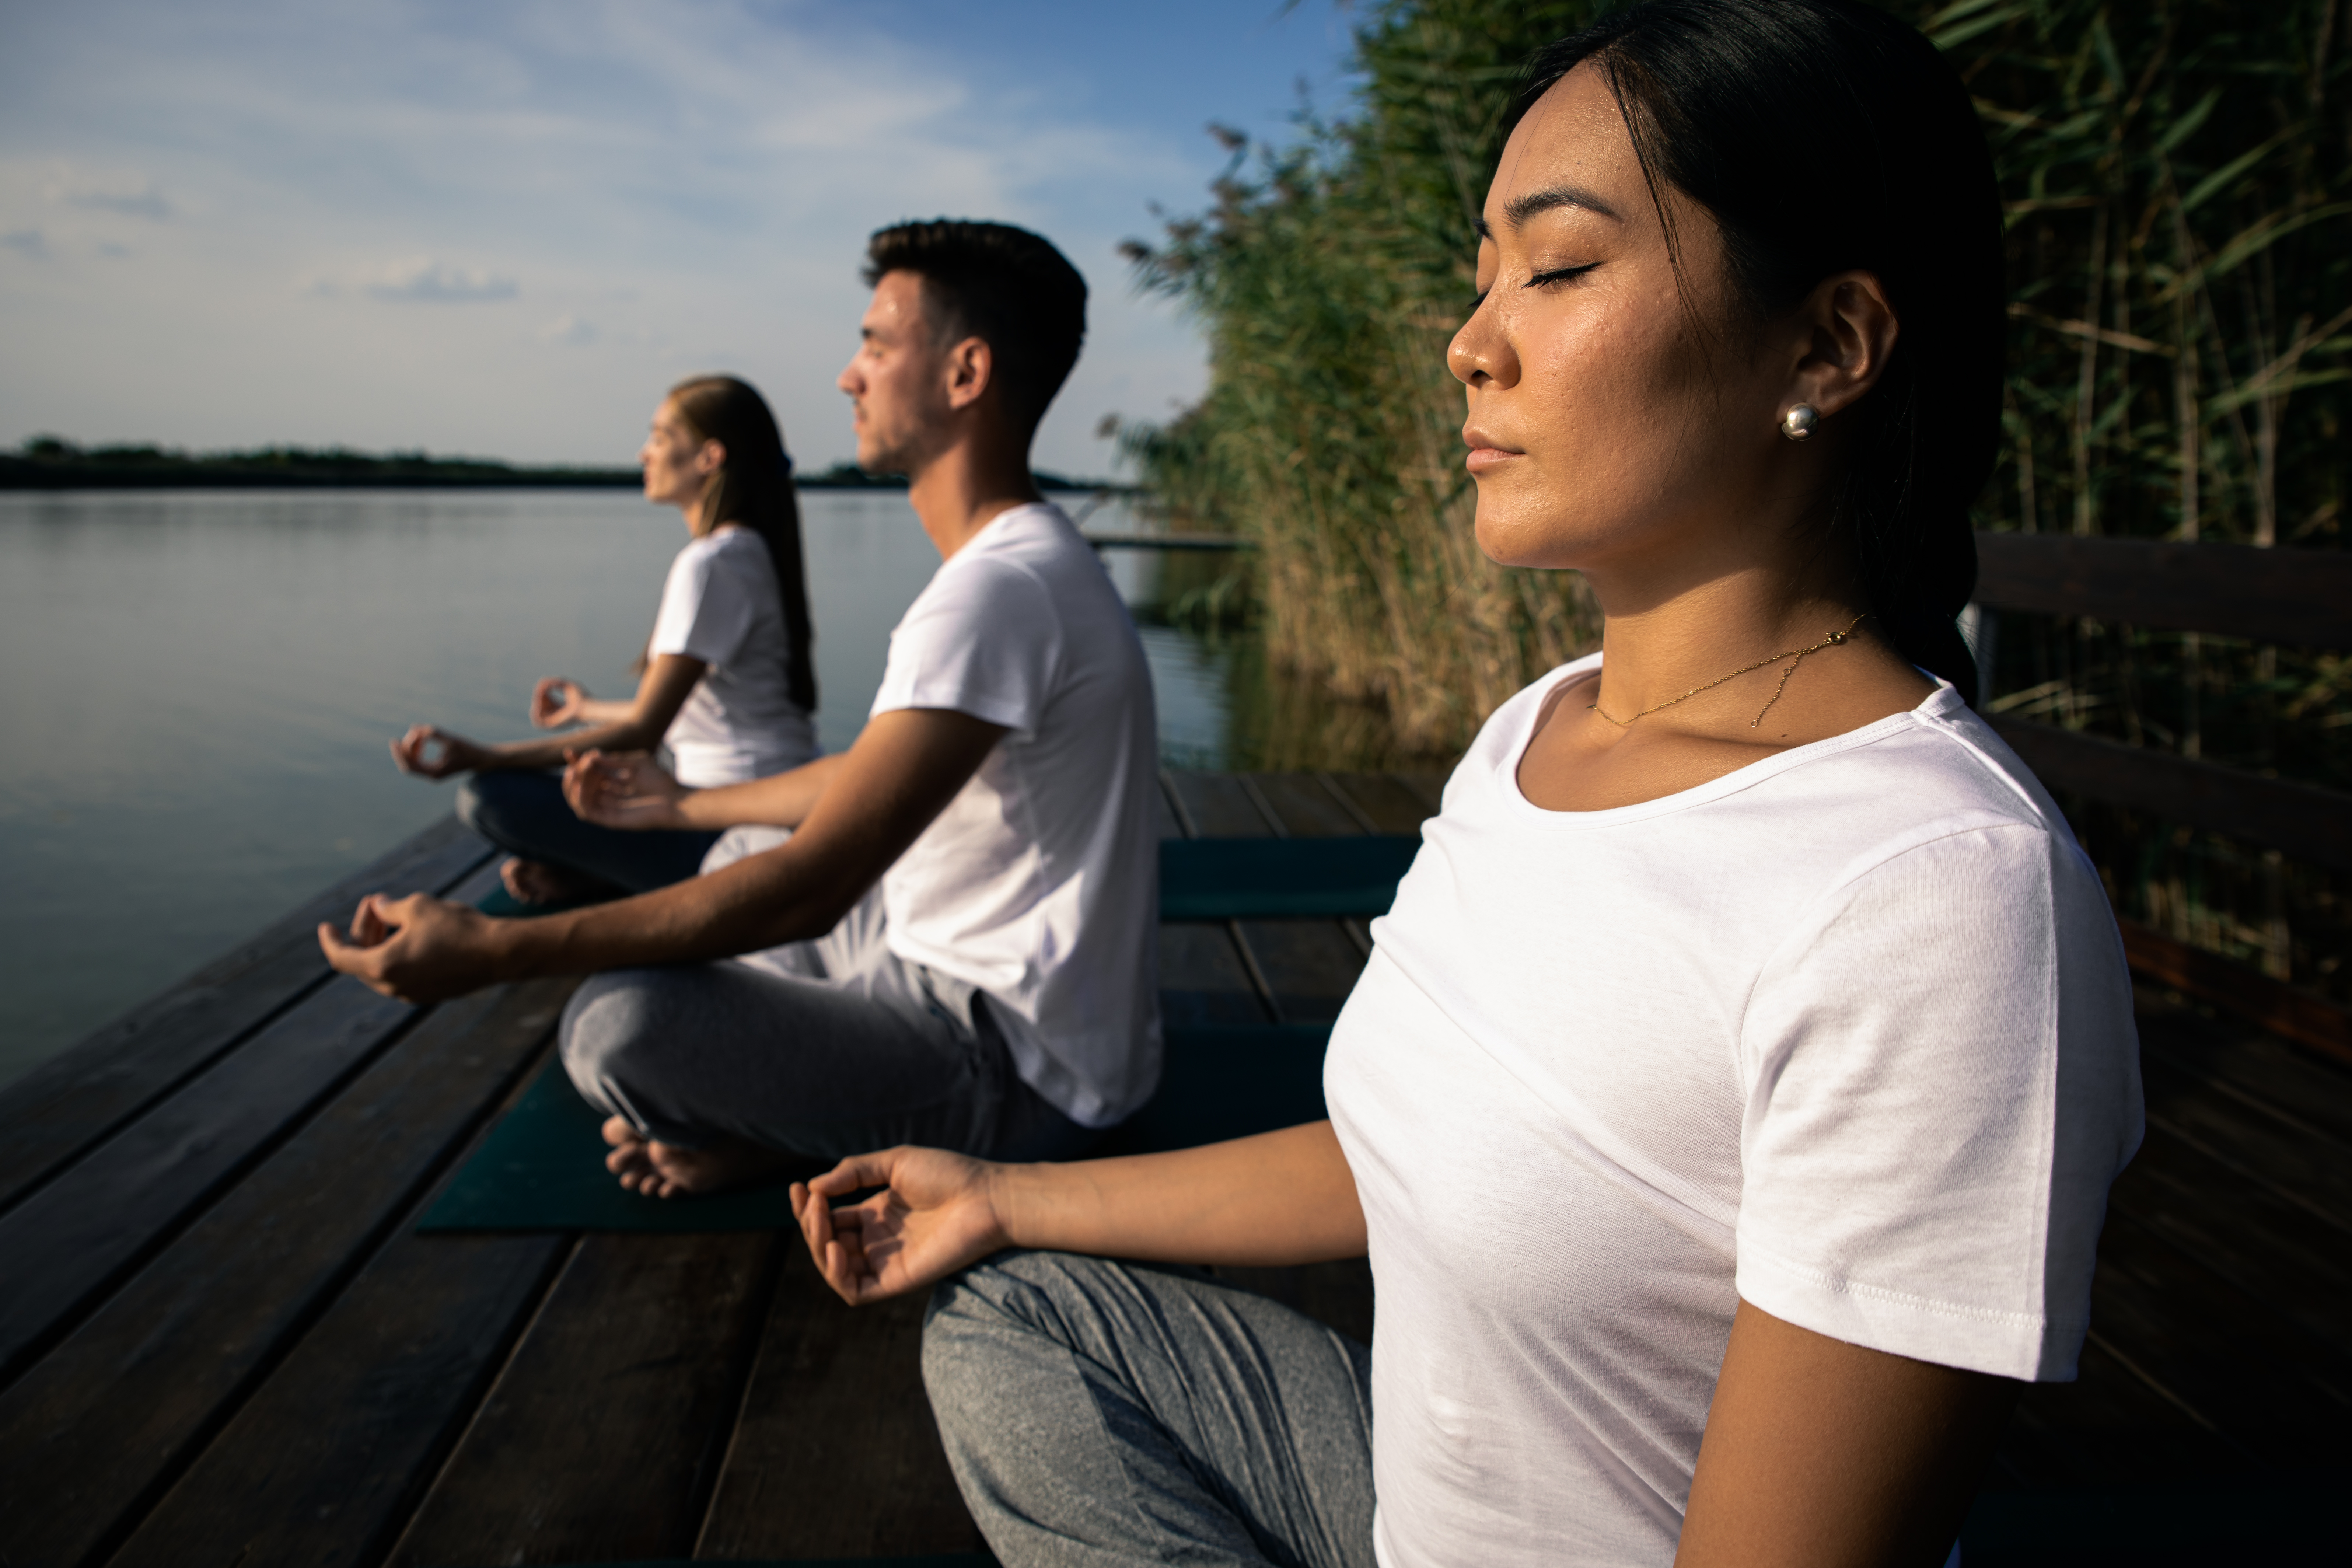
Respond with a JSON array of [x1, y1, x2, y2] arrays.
[[457, 769, 717, 894]]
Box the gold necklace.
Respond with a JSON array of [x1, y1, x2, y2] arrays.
[[1588, 613, 1869, 731]]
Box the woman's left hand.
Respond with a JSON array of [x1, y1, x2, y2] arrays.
[[530, 677, 590, 729]]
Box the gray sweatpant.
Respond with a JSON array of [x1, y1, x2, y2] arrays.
[[922, 1250, 1377, 1568], [559, 851, 1093, 1165]]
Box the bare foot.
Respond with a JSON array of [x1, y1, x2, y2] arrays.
[[601, 1115, 793, 1199], [501, 858, 602, 907]]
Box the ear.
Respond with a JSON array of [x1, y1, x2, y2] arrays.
[[942, 335, 995, 413], [1785, 270, 1898, 421], [692, 438, 727, 476]]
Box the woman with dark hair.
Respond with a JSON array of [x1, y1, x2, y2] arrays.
[[391, 375, 819, 904], [785, 4, 2139, 1566]]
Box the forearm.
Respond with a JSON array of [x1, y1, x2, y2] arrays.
[[485, 845, 855, 975], [991, 1121, 1366, 1267], [572, 697, 636, 723], [669, 752, 847, 830]]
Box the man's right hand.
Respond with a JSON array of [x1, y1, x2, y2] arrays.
[[317, 891, 503, 1003], [791, 1147, 1012, 1305], [563, 748, 690, 831]]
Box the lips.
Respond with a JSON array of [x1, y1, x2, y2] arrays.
[[1462, 426, 1524, 473]]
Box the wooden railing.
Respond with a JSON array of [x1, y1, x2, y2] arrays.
[[1970, 531, 2352, 1059]]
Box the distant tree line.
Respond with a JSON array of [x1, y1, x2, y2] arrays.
[[1, 436, 1118, 493]]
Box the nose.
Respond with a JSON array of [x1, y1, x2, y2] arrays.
[[836, 359, 860, 397], [1448, 300, 1515, 390]]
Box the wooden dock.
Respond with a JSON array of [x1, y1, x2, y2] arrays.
[[0, 769, 2345, 1567]]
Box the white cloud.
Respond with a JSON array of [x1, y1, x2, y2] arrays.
[[363, 258, 519, 303]]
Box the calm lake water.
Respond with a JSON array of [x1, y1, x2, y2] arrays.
[[0, 488, 1243, 1086]]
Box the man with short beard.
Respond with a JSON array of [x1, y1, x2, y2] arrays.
[[322, 220, 1161, 1197]]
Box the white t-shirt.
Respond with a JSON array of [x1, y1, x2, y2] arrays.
[[871, 502, 1161, 1127], [1325, 655, 2143, 1568], [647, 527, 819, 788]]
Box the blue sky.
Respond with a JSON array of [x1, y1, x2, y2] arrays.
[[0, 0, 1361, 474]]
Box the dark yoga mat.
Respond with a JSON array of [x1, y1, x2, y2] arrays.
[[1158, 835, 1420, 920], [419, 1025, 1334, 1234], [475, 837, 1424, 923]]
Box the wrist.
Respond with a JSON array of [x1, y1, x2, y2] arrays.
[[980, 1160, 1027, 1252]]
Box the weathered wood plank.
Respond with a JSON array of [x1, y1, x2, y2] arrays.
[[1992, 718, 2352, 874], [2123, 921, 2352, 1064], [1996, 1335, 2254, 1487], [0, 815, 490, 1215], [2138, 998, 2352, 1148], [0, 979, 571, 1568], [1167, 770, 1279, 837], [1324, 772, 1435, 835], [105, 1226, 570, 1568], [1233, 920, 1371, 1026], [0, 980, 414, 1386], [1972, 531, 2352, 651], [696, 1253, 983, 1561], [1160, 924, 1276, 1027], [1153, 771, 1187, 841], [2108, 1129, 2352, 1355], [1394, 771, 1451, 814], [2076, 1216, 2352, 1464], [384, 1232, 780, 1567], [1247, 772, 1365, 838]]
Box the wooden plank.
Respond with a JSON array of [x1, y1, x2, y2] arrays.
[[2123, 921, 2352, 1064], [1153, 771, 1187, 840], [1995, 1336, 2254, 1487], [696, 1252, 983, 1561], [2137, 997, 2352, 1149], [1246, 773, 1364, 838], [1972, 531, 2352, 650], [1233, 920, 1370, 1026], [0, 979, 572, 1568], [384, 1232, 780, 1567], [1160, 923, 1275, 1027], [1992, 718, 2352, 874], [0, 815, 490, 1215], [105, 1226, 570, 1568], [2108, 1127, 2352, 1355], [1324, 772, 1436, 835], [0, 978, 417, 1386], [2076, 1217, 2352, 1464], [1167, 770, 1279, 837], [2141, 1057, 2352, 1233], [1394, 771, 1452, 814]]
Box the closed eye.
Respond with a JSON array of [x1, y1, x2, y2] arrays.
[[1530, 263, 1599, 288]]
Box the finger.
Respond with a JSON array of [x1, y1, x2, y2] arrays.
[[808, 1151, 898, 1199]]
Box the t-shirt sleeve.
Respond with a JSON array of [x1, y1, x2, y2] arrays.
[[870, 558, 1061, 736], [648, 538, 760, 668], [1733, 820, 2142, 1382]]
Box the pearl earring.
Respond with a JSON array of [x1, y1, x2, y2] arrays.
[[1780, 403, 1821, 441]]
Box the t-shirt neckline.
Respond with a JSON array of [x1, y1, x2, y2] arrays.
[[1496, 654, 1966, 829]]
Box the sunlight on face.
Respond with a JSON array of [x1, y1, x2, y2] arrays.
[[639, 398, 709, 512], [838, 270, 950, 475], [1449, 65, 1778, 575]]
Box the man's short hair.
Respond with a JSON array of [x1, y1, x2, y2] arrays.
[[862, 220, 1088, 430]]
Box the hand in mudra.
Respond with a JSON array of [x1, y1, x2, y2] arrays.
[[562, 747, 688, 830], [390, 724, 489, 779], [530, 676, 590, 729], [791, 1147, 1010, 1305]]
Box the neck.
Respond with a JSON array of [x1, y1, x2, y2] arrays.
[[907, 431, 1042, 560], [1582, 526, 1876, 729]]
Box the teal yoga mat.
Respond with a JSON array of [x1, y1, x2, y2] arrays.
[[1157, 836, 1420, 920], [476, 837, 1423, 924], [419, 1025, 1333, 1234]]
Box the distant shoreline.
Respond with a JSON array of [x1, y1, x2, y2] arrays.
[[0, 445, 1126, 493]]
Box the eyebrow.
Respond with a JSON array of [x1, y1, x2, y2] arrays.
[[1473, 184, 1624, 238]]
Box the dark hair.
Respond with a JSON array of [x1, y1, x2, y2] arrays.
[[667, 375, 817, 713], [1515, 0, 2001, 703], [862, 219, 1089, 432]]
